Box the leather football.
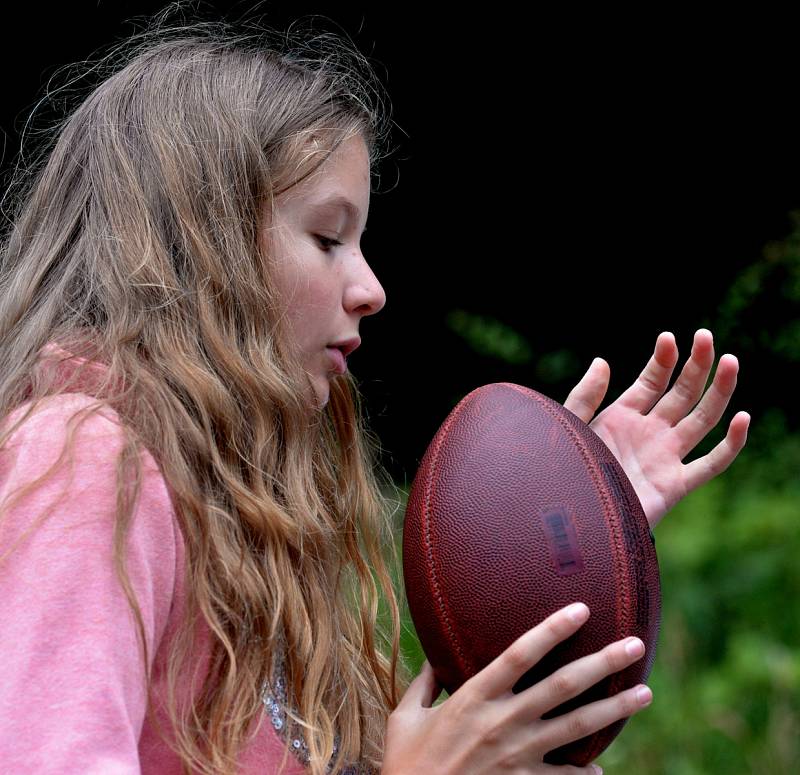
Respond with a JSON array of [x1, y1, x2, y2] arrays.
[[403, 382, 661, 765]]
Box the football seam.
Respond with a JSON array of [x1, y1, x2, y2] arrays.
[[421, 390, 476, 682], [501, 383, 633, 761]]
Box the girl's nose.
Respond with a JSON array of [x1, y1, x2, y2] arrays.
[[344, 254, 386, 316]]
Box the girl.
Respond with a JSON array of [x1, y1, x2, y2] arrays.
[[0, 11, 748, 775]]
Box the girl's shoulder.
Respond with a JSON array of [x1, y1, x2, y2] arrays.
[[2, 343, 170, 494], [0, 387, 182, 600], [1, 392, 170, 516], [4, 391, 124, 452]]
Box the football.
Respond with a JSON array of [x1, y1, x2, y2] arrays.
[[403, 382, 660, 765]]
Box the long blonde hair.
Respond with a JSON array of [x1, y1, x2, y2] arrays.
[[0, 10, 404, 774]]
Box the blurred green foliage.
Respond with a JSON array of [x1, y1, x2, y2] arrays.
[[444, 308, 581, 384], [711, 210, 800, 363], [595, 443, 800, 774], [446, 309, 533, 365]]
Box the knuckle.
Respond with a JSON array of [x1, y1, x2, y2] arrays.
[[617, 689, 639, 718], [573, 397, 591, 417], [477, 715, 505, 748], [672, 379, 695, 402], [446, 690, 473, 723], [545, 613, 570, 640], [386, 706, 412, 733], [566, 711, 591, 740], [604, 644, 625, 673], [637, 372, 661, 393], [503, 641, 530, 674], [704, 454, 723, 477], [495, 752, 523, 771], [549, 670, 577, 699], [692, 403, 711, 427]]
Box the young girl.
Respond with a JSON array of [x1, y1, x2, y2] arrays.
[[0, 12, 749, 775]]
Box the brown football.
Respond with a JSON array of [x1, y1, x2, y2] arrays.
[[403, 382, 660, 765]]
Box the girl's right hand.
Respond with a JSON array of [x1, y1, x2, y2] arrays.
[[382, 603, 652, 775]]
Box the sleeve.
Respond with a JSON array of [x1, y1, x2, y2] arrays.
[[0, 395, 180, 774]]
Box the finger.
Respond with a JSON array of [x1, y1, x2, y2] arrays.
[[532, 683, 653, 755], [468, 603, 590, 700], [563, 358, 610, 424], [518, 636, 646, 717], [398, 660, 442, 709], [651, 329, 716, 424], [682, 411, 751, 491], [673, 353, 739, 456], [614, 331, 679, 414]]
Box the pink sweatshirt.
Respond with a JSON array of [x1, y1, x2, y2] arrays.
[[0, 386, 309, 773]]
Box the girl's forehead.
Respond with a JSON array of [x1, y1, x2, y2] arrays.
[[283, 129, 363, 178], [276, 136, 370, 214]]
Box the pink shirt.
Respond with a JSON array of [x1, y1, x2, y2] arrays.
[[0, 387, 308, 774]]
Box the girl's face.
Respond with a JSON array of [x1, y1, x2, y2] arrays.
[[267, 133, 386, 407]]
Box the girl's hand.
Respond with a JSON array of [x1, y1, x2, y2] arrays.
[[563, 329, 750, 528], [382, 603, 650, 775]]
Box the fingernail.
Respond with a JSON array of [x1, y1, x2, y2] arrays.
[[636, 685, 653, 706], [592, 765, 604, 774], [625, 637, 644, 657], [565, 603, 589, 623]]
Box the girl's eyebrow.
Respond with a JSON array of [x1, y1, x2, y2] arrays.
[[309, 195, 368, 233]]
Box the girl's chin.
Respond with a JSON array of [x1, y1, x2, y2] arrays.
[[311, 375, 331, 409]]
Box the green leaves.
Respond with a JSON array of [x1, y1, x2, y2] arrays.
[[715, 208, 800, 363], [596, 442, 800, 773], [445, 309, 533, 365]]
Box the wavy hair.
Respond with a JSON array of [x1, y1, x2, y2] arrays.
[[0, 8, 404, 774]]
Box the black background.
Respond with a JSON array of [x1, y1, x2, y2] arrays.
[[3, 4, 798, 482]]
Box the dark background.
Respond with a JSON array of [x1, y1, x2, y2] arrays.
[[3, 3, 799, 483]]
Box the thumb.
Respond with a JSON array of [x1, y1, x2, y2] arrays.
[[564, 357, 610, 423], [399, 660, 442, 709]]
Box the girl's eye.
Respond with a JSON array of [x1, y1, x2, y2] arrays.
[[315, 235, 343, 252]]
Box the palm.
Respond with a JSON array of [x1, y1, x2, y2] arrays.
[[588, 400, 687, 525], [563, 330, 750, 529]]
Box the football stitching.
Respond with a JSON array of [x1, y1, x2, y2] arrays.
[[501, 383, 633, 762], [421, 389, 477, 683]]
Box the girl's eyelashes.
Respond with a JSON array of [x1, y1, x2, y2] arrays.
[[315, 235, 343, 252]]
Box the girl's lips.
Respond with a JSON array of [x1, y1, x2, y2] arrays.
[[329, 337, 361, 357], [326, 346, 347, 374]]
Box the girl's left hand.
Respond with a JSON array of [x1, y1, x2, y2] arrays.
[[563, 329, 750, 528]]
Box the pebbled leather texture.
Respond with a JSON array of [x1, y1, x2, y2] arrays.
[[403, 383, 661, 766]]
